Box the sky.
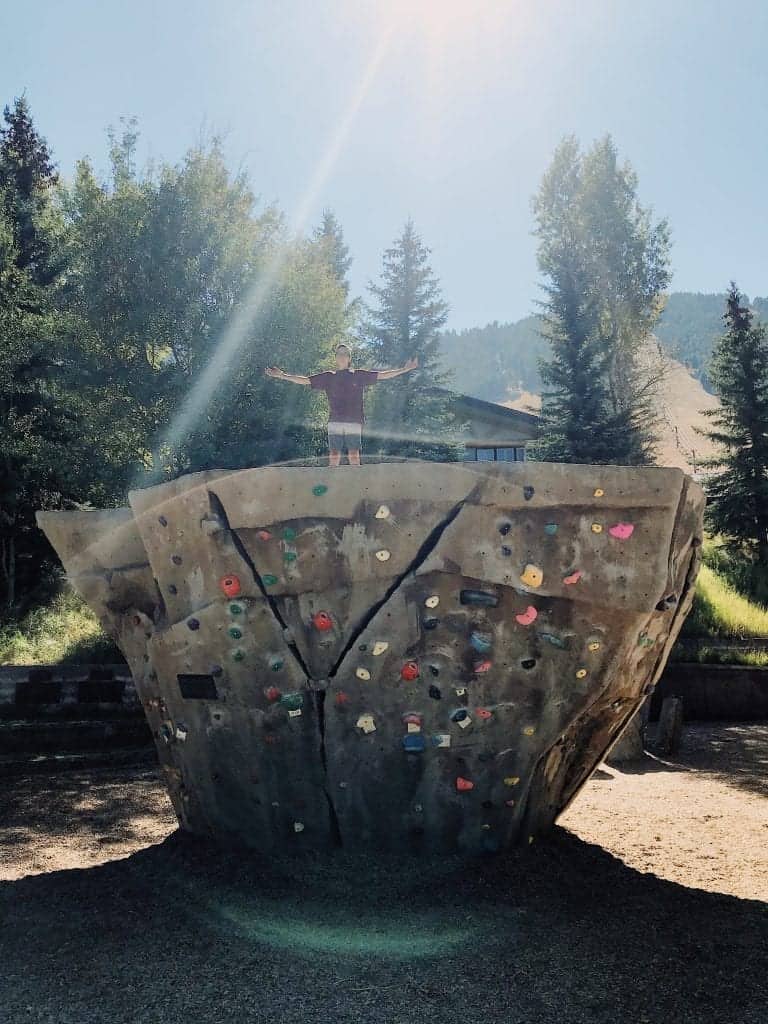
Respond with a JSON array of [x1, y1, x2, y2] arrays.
[[2, 0, 767, 331]]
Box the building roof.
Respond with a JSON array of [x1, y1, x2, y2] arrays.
[[428, 387, 541, 432]]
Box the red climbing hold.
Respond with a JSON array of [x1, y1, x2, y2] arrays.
[[456, 776, 474, 792], [400, 661, 420, 682], [219, 575, 242, 598], [266, 686, 281, 702], [335, 692, 349, 706], [563, 570, 582, 586], [312, 611, 333, 631]]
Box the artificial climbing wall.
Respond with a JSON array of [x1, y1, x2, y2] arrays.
[[36, 461, 704, 855]]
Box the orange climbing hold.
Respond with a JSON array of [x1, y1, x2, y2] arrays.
[[400, 661, 420, 682], [312, 611, 333, 631], [219, 575, 242, 598]]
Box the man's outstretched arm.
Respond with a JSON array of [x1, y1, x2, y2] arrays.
[[264, 366, 311, 385], [374, 356, 419, 381]]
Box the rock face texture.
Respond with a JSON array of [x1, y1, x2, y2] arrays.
[[36, 461, 704, 855]]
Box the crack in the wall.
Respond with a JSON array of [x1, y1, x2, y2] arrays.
[[327, 483, 481, 679], [315, 688, 343, 846], [207, 489, 313, 680]]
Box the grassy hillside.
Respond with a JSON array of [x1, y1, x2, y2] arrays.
[[0, 589, 121, 666]]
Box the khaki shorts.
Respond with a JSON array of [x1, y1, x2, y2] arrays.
[[328, 421, 362, 451]]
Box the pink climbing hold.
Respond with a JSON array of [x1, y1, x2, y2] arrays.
[[609, 522, 635, 540], [563, 570, 583, 585], [515, 606, 538, 626], [473, 660, 492, 674], [266, 686, 281, 702], [257, 530, 272, 541], [456, 776, 474, 792], [475, 708, 493, 720]]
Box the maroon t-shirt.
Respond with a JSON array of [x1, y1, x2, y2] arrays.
[[309, 368, 379, 424]]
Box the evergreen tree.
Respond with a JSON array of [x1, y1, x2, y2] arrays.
[[358, 218, 460, 460], [0, 96, 80, 612], [699, 284, 768, 576], [313, 208, 351, 299], [531, 134, 670, 465]]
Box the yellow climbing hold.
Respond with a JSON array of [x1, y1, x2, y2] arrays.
[[523, 726, 535, 736], [575, 668, 588, 679], [372, 641, 389, 656], [375, 504, 390, 519], [587, 641, 601, 652], [375, 549, 391, 562], [591, 523, 603, 534], [593, 488, 604, 497], [424, 595, 440, 608], [503, 776, 520, 787], [520, 564, 544, 588], [355, 667, 371, 681]]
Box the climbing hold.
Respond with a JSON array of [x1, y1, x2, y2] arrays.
[[375, 549, 391, 562], [288, 708, 302, 718], [279, 692, 304, 711], [456, 776, 474, 792], [523, 485, 535, 501], [609, 522, 635, 540], [523, 726, 535, 736], [187, 618, 200, 631], [293, 822, 305, 833], [593, 488, 604, 497], [428, 684, 442, 699], [355, 667, 371, 681], [167, 584, 178, 595], [432, 734, 451, 747], [228, 626, 243, 640], [282, 527, 297, 541], [425, 595, 440, 609], [372, 641, 389, 656], [422, 616, 439, 630], [515, 606, 538, 626], [263, 573, 279, 586], [356, 714, 376, 734], [503, 776, 520, 787], [520, 564, 544, 588], [656, 595, 678, 612], [283, 551, 297, 563], [460, 589, 499, 607], [335, 692, 349, 705], [498, 521, 512, 536], [537, 631, 569, 650], [175, 724, 188, 741], [452, 709, 472, 729], [374, 504, 390, 519], [544, 522, 558, 536], [269, 657, 284, 672], [403, 734, 426, 753], [591, 523, 603, 534], [587, 640, 601, 652], [501, 545, 512, 557], [469, 630, 493, 654], [473, 659, 492, 674], [171, 554, 183, 566], [403, 712, 423, 732], [400, 661, 420, 682], [219, 575, 242, 598], [476, 708, 493, 720], [231, 648, 245, 661], [563, 569, 583, 585], [637, 631, 654, 647], [312, 611, 333, 631], [505, 799, 516, 808], [520, 658, 536, 670], [575, 668, 588, 679], [428, 664, 440, 676], [257, 530, 272, 541], [158, 515, 168, 527], [455, 686, 467, 696], [266, 686, 281, 702], [312, 484, 328, 496], [358, 643, 367, 651], [228, 601, 244, 615], [528, 835, 535, 844]]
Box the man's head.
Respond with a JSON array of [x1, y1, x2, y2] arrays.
[[334, 343, 351, 370]]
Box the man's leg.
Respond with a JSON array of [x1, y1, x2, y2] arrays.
[[327, 423, 344, 467], [329, 449, 341, 467], [346, 424, 363, 466], [348, 448, 361, 466]]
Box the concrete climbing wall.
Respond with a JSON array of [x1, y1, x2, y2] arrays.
[[36, 460, 704, 855]]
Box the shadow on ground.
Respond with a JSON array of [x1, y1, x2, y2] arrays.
[[0, 827, 765, 1024]]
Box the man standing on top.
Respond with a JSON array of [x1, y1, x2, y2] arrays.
[[264, 343, 418, 466]]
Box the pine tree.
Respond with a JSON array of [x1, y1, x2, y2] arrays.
[[358, 218, 460, 460], [313, 208, 351, 299], [531, 135, 670, 465], [699, 284, 768, 571]]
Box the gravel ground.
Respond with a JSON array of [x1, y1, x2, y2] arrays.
[[0, 723, 766, 1024]]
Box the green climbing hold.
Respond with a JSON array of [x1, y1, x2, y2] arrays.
[[228, 602, 244, 615], [279, 691, 304, 711], [283, 551, 297, 562], [228, 626, 243, 640], [262, 574, 279, 586], [270, 657, 284, 672], [231, 648, 245, 662], [312, 484, 328, 496], [282, 527, 297, 541]]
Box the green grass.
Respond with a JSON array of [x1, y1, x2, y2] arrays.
[[682, 563, 768, 640], [0, 588, 122, 666]]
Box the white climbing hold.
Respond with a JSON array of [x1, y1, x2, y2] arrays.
[[424, 595, 440, 608], [375, 504, 390, 519], [293, 822, 305, 833], [357, 714, 376, 734], [372, 641, 389, 656], [355, 667, 371, 681], [288, 708, 302, 718], [375, 549, 391, 562]]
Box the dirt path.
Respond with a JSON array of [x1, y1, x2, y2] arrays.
[[0, 723, 765, 1024]]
